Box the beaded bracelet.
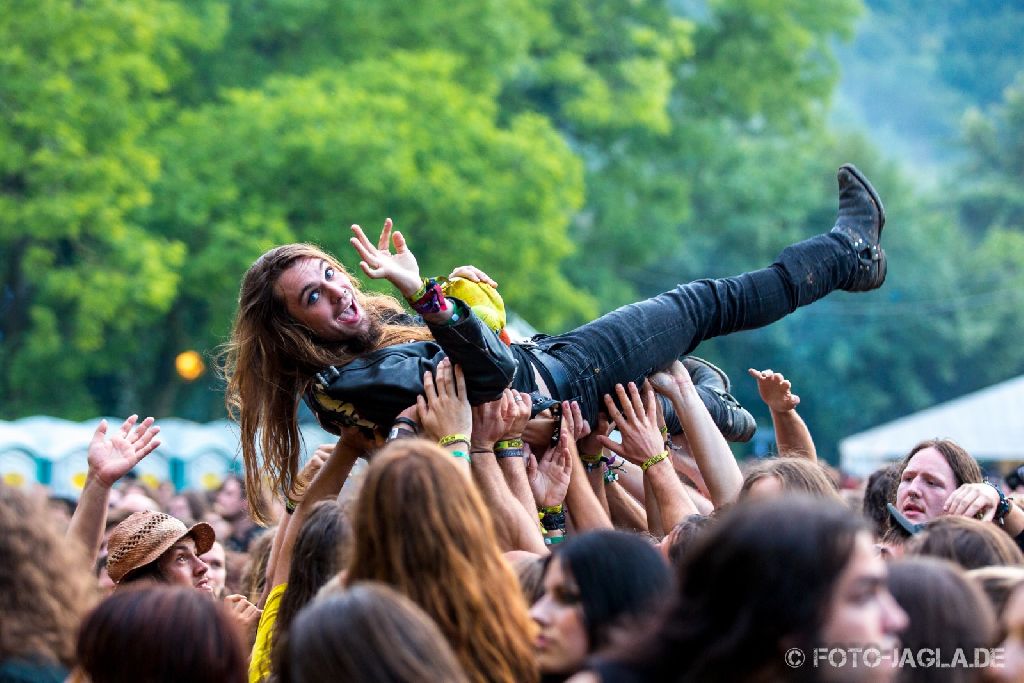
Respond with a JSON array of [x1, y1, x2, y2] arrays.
[[406, 278, 448, 315], [640, 450, 669, 472], [495, 438, 524, 451], [439, 433, 472, 448]]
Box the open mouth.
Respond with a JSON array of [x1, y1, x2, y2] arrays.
[[336, 294, 360, 324]]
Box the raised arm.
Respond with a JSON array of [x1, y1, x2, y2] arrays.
[[561, 401, 614, 533], [417, 358, 475, 477], [261, 444, 330, 603], [67, 415, 160, 563], [652, 363, 743, 507], [349, 219, 449, 320], [471, 392, 548, 554], [599, 383, 698, 533], [270, 433, 361, 589], [748, 368, 817, 461]]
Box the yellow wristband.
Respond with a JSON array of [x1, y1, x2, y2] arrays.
[[439, 434, 471, 448], [495, 438, 524, 451], [640, 450, 669, 472], [407, 278, 430, 302], [580, 452, 603, 465]]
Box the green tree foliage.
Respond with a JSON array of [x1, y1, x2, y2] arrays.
[[5, 0, 1020, 467], [0, 0, 222, 416], [838, 0, 1024, 165], [143, 51, 586, 370], [958, 75, 1024, 236]]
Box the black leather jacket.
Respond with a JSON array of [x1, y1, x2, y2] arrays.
[[304, 299, 534, 434]]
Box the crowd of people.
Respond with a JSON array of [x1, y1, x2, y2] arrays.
[[4, 165, 1024, 682]]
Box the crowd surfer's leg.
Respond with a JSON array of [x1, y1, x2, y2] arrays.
[[538, 164, 886, 429]]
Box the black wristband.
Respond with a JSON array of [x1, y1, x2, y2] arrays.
[[987, 481, 1012, 525], [393, 417, 419, 432]]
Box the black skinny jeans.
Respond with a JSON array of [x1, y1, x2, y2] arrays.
[[529, 233, 856, 428]]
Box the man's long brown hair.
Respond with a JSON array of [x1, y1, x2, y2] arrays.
[[221, 243, 430, 524], [347, 441, 539, 683]]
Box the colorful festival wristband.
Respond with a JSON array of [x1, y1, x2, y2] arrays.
[[407, 278, 448, 315], [640, 450, 669, 472]]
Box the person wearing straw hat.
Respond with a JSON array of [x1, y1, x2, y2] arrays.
[[105, 509, 216, 593]]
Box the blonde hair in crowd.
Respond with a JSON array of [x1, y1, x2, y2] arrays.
[[346, 440, 539, 683], [221, 243, 431, 523]]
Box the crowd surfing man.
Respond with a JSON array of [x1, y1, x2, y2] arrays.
[[224, 164, 888, 520]]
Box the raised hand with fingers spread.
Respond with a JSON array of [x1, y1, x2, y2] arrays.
[[527, 417, 574, 509], [598, 383, 665, 467], [88, 415, 161, 488], [69, 414, 162, 563], [349, 218, 423, 297]]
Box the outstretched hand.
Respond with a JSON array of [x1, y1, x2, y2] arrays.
[[87, 415, 161, 488], [448, 265, 498, 288], [649, 360, 695, 404], [527, 401, 579, 508], [499, 390, 532, 440], [349, 218, 422, 297], [748, 368, 800, 412], [417, 358, 473, 442], [597, 383, 664, 466]]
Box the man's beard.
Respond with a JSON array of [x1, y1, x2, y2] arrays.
[[342, 314, 383, 354]]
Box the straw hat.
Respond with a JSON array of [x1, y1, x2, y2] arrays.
[[106, 510, 216, 583]]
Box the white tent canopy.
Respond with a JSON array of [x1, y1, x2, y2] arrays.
[[839, 374, 1024, 477]]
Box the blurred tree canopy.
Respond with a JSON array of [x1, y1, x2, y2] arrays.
[[2, 0, 1022, 462]]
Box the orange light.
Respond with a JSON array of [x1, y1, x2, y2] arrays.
[[175, 350, 205, 381]]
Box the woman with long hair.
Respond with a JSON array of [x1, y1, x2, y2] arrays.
[[267, 501, 351, 680], [530, 530, 672, 681], [223, 165, 889, 522], [346, 439, 538, 683], [583, 496, 908, 682]]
